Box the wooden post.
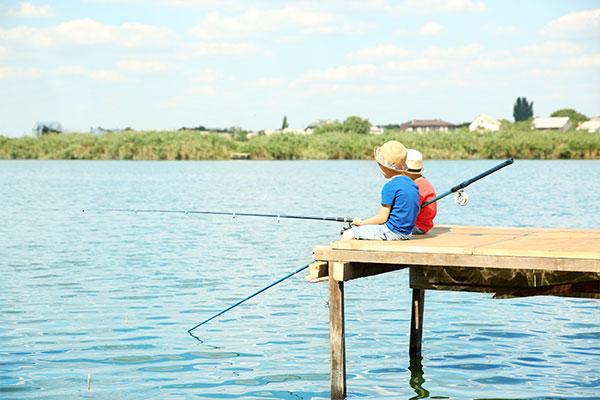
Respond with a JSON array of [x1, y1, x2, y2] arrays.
[[329, 267, 346, 399], [409, 288, 425, 357]]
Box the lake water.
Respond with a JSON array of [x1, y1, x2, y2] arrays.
[[1, 159, 599, 399]]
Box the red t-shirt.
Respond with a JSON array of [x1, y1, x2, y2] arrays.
[[415, 177, 437, 232]]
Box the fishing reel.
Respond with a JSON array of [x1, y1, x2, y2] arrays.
[[454, 190, 469, 207], [340, 223, 353, 235]]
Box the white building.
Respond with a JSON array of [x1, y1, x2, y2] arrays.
[[263, 128, 309, 136], [370, 125, 384, 135], [531, 117, 572, 131], [400, 119, 456, 132], [577, 117, 600, 133], [469, 115, 501, 131]]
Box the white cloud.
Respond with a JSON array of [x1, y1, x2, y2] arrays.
[[119, 23, 177, 48], [0, 26, 53, 46], [395, 0, 487, 14], [158, 0, 255, 9], [182, 42, 270, 57], [6, 2, 55, 18], [350, 45, 411, 58], [0, 66, 43, 79], [528, 68, 576, 78], [189, 6, 363, 41], [117, 59, 169, 73], [341, 0, 488, 15], [470, 53, 519, 69], [298, 64, 378, 83], [520, 41, 585, 56], [90, 70, 130, 82], [300, 84, 350, 97], [0, 45, 8, 59], [563, 55, 600, 68], [541, 9, 600, 37], [383, 58, 447, 72], [249, 78, 284, 88], [160, 0, 231, 6], [192, 68, 224, 82], [0, 18, 177, 49], [349, 0, 387, 11], [300, 83, 384, 98], [54, 19, 118, 45], [419, 22, 444, 36], [423, 43, 483, 58]]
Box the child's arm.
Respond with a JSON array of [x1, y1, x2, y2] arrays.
[[353, 204, 391, 226]]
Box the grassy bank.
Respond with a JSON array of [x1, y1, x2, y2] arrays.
[[1, 127, 599, 160]]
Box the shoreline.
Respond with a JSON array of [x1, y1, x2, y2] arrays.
[[1, 129, 599, 160]]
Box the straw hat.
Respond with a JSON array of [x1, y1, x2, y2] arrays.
[[374, 141, 407, 172], [406, 149, 425, 175]]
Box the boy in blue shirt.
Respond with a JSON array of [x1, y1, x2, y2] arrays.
[[342, 140, 420, 241]]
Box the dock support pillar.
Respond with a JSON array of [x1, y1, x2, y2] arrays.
[[409, 288, 425, 357], [329, 270, 346, 399]]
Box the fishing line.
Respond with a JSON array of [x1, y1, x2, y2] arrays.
[[82, 208, 354, 224], [187, 263, 311, 335]]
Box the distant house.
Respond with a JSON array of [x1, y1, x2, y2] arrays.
[[263, 127, 308, 136], [577, 117, 600, 133], [531, 117, 572, 131], [263, 129, 279, 136], [304, 119, 337, 134], [282, 128, 309, 135], [469, 115, 501, 132], [369, 125, 384, 135], [400, 119, 456, 132]]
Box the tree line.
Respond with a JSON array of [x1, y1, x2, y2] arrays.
[[24, 98, 593, 138]]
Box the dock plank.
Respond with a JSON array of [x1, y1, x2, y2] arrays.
[[327, 225, 600, 262]]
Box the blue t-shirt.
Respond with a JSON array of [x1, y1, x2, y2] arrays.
[[381, 175, 420, 235]]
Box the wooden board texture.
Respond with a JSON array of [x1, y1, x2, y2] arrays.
[[328, 225, 600, 262]]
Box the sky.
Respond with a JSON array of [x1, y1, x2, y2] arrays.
[[0, 0, 599, 137]]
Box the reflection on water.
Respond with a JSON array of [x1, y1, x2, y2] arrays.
[[409, 356, 430, 400], [1, 160, 599, 399]]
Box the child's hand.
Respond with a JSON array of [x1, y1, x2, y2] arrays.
[[352, 217, 363, 226]]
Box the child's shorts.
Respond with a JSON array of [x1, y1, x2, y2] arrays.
[[412, 226, 427, 235], [351, 224, 411, 240]]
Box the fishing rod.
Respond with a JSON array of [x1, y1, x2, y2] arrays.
[[421, 158, 514, 208], [94, 160, 515, 336], [187, 263, 311, 335], [85, 159, 514, 220], [82, 208, 354, 224]]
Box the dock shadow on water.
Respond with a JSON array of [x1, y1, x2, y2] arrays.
[[1, 159, 599, 399], [408, 356, 430, 400]]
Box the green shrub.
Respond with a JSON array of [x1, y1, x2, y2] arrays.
[[1, 127, 598, 160]]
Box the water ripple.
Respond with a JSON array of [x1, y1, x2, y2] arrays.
[[2, 159, 599, 399]]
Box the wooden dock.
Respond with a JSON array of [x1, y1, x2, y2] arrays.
[[309, 225, 600, 399]]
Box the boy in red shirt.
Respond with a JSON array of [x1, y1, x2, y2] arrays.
[[406, 149, 437, 234]]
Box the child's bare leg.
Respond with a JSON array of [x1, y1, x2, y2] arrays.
[[341, 228, 356, 241]]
